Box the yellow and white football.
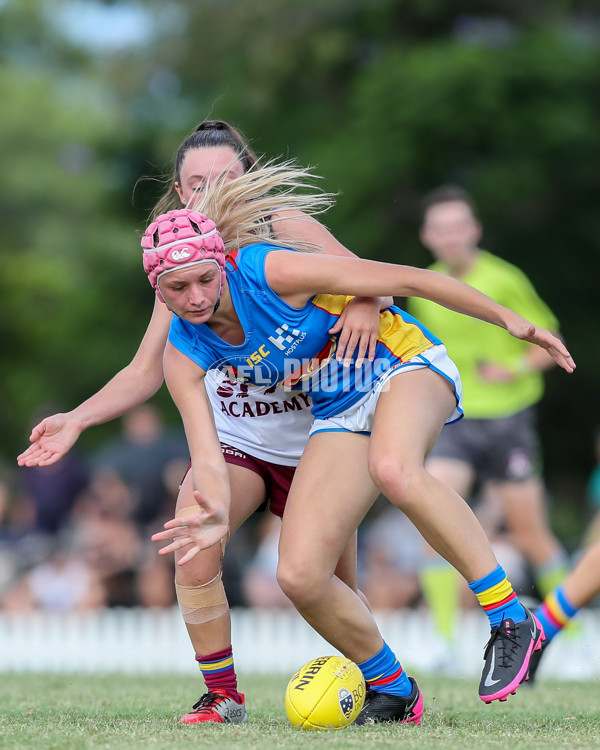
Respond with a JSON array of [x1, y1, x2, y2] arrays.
[[284, 655, 366, 730]]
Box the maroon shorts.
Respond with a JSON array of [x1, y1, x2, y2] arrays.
[[181, 444, 296, 518], [220, 443, 295, 518]]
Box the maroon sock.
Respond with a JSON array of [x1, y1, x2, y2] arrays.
[[195, 646, 242, 702]]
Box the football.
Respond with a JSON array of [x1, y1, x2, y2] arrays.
[[284, 655, 366, 730]]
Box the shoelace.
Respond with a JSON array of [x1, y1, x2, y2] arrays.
[[483, 624, 520, 668], [191, 692, 228, 713]]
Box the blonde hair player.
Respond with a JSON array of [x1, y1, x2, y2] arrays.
[[18, 121, 391, 724], [148, 161, 574, 724]]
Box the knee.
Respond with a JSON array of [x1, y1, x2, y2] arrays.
[[175, 560, 220, 588], [276, 559, 324, 608], [175, 571, 228, 625], [368, 456, 424, 510], [175, 545, 222, 588]]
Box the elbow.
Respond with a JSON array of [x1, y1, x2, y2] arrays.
[[133, 360, 165, 396]]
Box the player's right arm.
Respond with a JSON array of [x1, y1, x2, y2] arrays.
[[17, 297, 172, 467], [152, 342, 230, 561]]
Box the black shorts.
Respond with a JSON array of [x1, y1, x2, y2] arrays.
[[428, 407, 541, 483]]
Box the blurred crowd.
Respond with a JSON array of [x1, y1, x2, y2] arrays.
[[0, 404, 187, 612], [1, 404, 599, 618]]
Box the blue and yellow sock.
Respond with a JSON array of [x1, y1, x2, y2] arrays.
[[469, 564, 526, 628], [358, 642, 412, 697], [535, 585, 578, 644]]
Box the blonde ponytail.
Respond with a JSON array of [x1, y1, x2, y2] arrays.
[[186, 159, 337, 254]]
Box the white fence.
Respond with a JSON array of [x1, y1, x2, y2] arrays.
[[1, 607, 599, 680]]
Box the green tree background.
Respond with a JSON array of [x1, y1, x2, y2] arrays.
[[2, 0, 598, 542]]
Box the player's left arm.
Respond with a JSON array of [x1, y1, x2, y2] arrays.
[[273, 210, 392, 363], [265, 252, 575, 373]]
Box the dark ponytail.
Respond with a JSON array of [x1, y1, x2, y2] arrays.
[[151, 120, 259, 221]]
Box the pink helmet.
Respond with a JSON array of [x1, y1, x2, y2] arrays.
[[141, 209, 227, 303]]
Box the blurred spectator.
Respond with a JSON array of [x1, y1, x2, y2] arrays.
[[242, 515, 291, 608], [135, 543, 176, 608], [0, 462, 27, 543], [91, 404, 188, 528], [358, 500, 423, 611], [18, 404, 90, 538], [5, 402, 246, 614], [0, 462, 179, 612], [65, 467, 146, 607], [19, 455, 89, 536], [1, 544, 105, 613], [0, 461, 32, 597]]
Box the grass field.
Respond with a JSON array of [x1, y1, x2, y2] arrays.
[[0, 672, 599, 750]]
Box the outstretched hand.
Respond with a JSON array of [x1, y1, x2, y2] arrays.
[[508, 322, 576, 373], [17, 413, 82, 467], [151, 490, 229, 565]]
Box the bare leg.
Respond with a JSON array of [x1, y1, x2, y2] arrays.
[[276, 372, 499, 664], [369, 369, 498, 580], [175, 464, 266, 654], [369, 370, 541, 704], [277, 431, 382, 662], [176, 461, 368, 654], [419, 457, 475, 637], [173, 453, 373, 723]]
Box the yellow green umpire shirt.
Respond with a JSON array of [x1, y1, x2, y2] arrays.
[[408, 251, 558, 419]]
